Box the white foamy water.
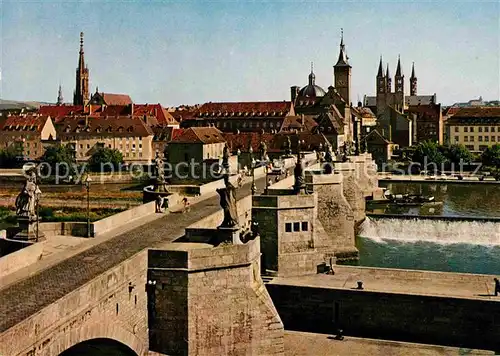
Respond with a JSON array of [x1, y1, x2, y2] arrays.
[[359, 217, 500, 246]]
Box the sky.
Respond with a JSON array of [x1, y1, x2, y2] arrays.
[[0, 0, 499, 107]]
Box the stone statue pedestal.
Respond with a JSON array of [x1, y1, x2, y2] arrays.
[[215, 226, 242, 245], [13, 216, 45, 241]]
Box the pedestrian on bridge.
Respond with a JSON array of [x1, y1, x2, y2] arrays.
[[494, 278, 500, 296]]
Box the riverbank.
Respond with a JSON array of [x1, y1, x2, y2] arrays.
[[378, 173, 500, 184]]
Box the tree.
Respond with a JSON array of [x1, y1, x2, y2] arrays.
[[40, 144, 76, 176], [482, 144, 500, 169], [411, 140, 446, 168], [88, 147, 123, 172], [442, 144, 474, 165], [0, 145, 20, 168]]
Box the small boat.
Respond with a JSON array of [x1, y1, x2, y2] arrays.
[[368, 190, 436, 206]]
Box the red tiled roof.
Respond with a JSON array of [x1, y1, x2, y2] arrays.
[[57, 116, 153, 138], [450, 107, 500, 118], [134, 104, 177, 125], [169, 127, 226, 144], [100, 93, 133, 106], [152, 126, 184, 141], [193, 101, 292, 119], [279, 115, 318, 132], [223, 132, 275, 152], [1, 115, 49, 133], [95, 105, 130, 117], [170, 110, 196, 122], [38, 105, 84, 122]]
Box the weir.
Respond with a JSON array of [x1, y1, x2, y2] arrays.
[[359, 217, 500, 245]]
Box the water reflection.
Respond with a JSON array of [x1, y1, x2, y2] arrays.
[[373, 182, 500, 218]]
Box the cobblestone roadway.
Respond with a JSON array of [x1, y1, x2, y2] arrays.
[[0, 177, 266, 333]]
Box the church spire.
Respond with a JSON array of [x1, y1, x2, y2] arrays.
[[410, 62, 417, 96], [57, 85, 63, 105], [308, 62, 315, 85], [386, 64, 392, 93], [395, 55, 402, 77], [78, 32, 85, 71], [377, 56, 384, 77], [334, 28, 350, 67], [73, 32, 90, 105]]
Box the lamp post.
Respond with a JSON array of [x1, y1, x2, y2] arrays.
[[249, 146, 256, 195], [35, 168, 41, 242], [85, 175, 92, 237], [236, 149, 241, 173]]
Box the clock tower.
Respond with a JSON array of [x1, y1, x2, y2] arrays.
[[334, 29, 351, 104]]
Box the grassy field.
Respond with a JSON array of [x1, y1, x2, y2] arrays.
[[0, 206, 127, 230]]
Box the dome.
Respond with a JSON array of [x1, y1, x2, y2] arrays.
[[298, 70, 326, 98]]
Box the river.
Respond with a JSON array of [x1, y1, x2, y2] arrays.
[[357, 181, 500, 275]]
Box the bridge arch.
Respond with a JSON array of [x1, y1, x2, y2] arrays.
[[49, 321, 147, 356], [59, 338, 138, 355]]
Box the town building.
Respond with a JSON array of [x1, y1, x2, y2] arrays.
[[445, 107, 500, 152], [0, 115, 57, 160], [56, 116, 155, 164], [179, 101, 294, 133], [166, 126, 229, 182]]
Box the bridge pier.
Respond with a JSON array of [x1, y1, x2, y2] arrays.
[[335, 162, 366, 226], [147, 235, 285, 356], [304, 170, 358, 262]]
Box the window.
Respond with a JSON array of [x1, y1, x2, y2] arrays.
[[139, 144, 142, 149], [464, 127, 468, 133], [470, 136, 475, 142], [293, 222, 300, 232], [80, 144, 83, 149], [454, 136, 459, 142], [470, 127, 474, 132], [464, 136, 468, 142], [301, 222, 309, 231], [478, 136, 483, 142], [485, 136, 489, 142], [454, 127, 459, 132], [285, 223, 292, 232], [139, 153, 142, 157], [109, 144, 112, 148], [479, 127, 483, 133], [466, 145, 474, 150], [491, 127, 495, 133], [485, 127, 489, 132], [492, 136, 496, 142]]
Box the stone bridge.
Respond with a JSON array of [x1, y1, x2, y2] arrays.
[[0, 176, 271, 356], [0, 154, 383, 356]]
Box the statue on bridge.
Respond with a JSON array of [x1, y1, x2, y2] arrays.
[[217, 174, 239, 228], [15, 167, 41, 220], [222, 144, 230, 173], [259, 141, 268, 162], [284, 136, 292, 157], [154, 153, 169, 193], [324, 144, 334, 174], [293, 138, 305, 194]]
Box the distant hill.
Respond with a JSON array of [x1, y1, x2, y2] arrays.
[[0, 99, 51, 111]]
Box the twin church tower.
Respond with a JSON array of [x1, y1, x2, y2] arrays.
[[375, 56, 418, 113]]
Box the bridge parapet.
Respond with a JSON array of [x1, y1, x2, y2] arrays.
[[148, 236, 285, 356], [0, 251, 149, 356]]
